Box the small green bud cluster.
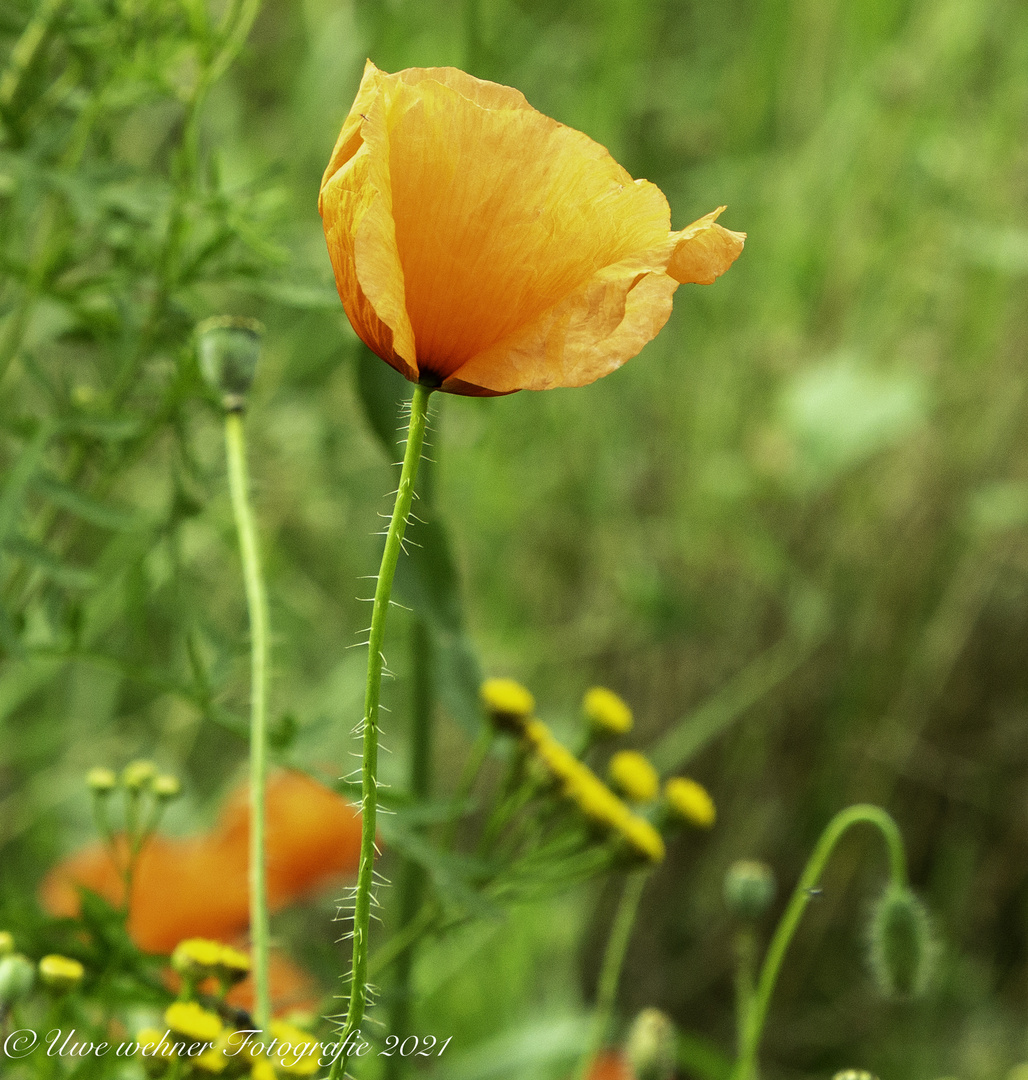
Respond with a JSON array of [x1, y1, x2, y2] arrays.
[[0, 935, 89, 1014], [867, 883, 935, 998], [86, 760, 182, 879]]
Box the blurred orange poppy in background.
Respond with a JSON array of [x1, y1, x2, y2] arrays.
[[319, 62, 744, 397], [586, 1052, 635, 1080], [40, 770, 361, 955]]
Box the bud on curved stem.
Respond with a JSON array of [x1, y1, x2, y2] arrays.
[[731, 804, 911, 1080]]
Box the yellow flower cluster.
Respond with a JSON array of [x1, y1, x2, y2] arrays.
[[171, 938, 251, 985], [522, 719, 665, 863]]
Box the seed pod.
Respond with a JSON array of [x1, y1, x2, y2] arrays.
[[625, 1008, 676, 1080], [196, 316, 264, 412], [723, 860, 777, 921], [867, 884, 935, 998], [0, 953, 35, 1005]]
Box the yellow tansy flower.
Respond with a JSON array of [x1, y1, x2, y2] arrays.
[[583, 687, 633, 736], [171, 938, 224, 975], [268, 1021, 320, 1076], [665, 777, 716, 829], [607, 750, 659, 803], [165, 1001, 224, 1044]]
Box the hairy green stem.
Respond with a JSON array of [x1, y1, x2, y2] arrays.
[[330, 383, 433, 1080], [732, 804, 908, 1080], [384, 615, 434, 1080], [225, 409, 271, 1033], [575, 869, 650, 1080]]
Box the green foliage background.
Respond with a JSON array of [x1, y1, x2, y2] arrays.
[[2, 0, 1028, 1076]]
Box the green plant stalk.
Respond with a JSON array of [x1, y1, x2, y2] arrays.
[[733, 926, 757, 1060], [330, 382, 433, 1080], [384, 615, 434, 1080], [732, 804, 908, 1080], [575, 869, 650, 1080], [225, 408, 272, 1034]]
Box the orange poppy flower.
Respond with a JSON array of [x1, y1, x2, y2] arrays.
[[39, 770, 361, 955], [211, 768, 363, 908], [319, 61, 744, 397], [585, 1051, 635, 1080]]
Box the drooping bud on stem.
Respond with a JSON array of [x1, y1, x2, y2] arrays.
[[196, 316, 263, 412], [867, 883, 935, 998]]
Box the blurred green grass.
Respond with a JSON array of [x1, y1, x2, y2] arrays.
[[2, 0, 1028, 1075]]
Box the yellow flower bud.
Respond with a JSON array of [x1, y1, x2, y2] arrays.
[[480, 677, 535, 732], [664, 776, 716, 829], [38, 953, 85, 992], [607, 750, 659, 803], [582, 687, 632, 736]]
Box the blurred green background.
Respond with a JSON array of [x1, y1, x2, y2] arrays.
[[2, 0, 1028, 1076]]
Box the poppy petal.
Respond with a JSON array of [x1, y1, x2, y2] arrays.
[[667, 206, 746, 285]]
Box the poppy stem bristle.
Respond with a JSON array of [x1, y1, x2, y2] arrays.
[[329, 382, 433, 1080], [223, 409, 272, 1035]]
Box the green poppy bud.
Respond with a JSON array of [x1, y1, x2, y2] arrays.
[[867, 884, 935, 998], [196, 316, 263, 412], [723, 860, 776, 921], [0, 954, 35, 1005], [625, 1008, 676, 1080], [0, 930, 13, 957]]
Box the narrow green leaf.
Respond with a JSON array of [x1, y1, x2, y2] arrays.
[[33, 474, 138, 530], [4, 534, 97, 589]]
